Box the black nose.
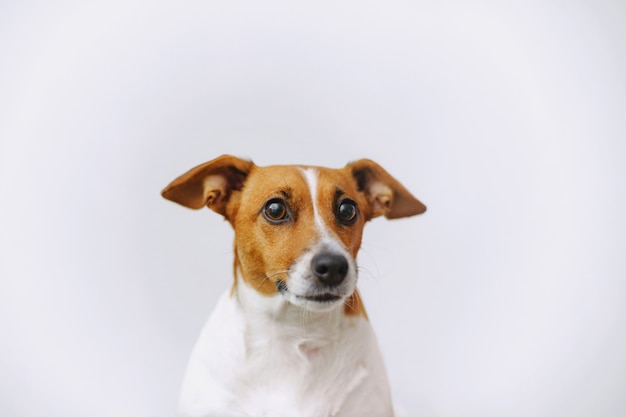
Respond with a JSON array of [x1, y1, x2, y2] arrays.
[[311, 252, 349, 287]]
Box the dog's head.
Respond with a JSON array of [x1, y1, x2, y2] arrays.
[[162, 155, 425, 314]]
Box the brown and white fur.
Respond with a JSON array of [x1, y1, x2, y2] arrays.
[[162, 155, 426, 417]]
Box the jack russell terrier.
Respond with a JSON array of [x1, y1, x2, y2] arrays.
[[162, 155, 426, 417]]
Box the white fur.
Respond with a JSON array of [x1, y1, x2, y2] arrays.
[[177, 169, 395, 417], [178, 280, 394, 417]]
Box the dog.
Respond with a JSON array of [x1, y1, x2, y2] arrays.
[[162, 155, 426, 417]]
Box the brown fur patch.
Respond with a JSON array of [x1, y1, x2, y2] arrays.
[[231, 165, 318, 296]]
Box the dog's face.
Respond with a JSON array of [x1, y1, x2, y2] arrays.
[[162, 155, 425, 313], [231, 165, 368, 312]]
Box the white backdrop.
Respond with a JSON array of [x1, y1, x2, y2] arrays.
[[1, 1, 625, 416]]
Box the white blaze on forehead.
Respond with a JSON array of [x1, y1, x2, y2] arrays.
[[299, 168, 328, 236]]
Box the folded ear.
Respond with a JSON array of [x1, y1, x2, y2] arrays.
[[161, 155, 254, 217], [346, 159, 426, 219]]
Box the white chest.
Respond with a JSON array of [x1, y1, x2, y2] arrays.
[[178, 291, 393, 417]]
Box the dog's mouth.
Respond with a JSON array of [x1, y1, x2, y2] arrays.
[[276, 280, 342, 304], [297, 293, 342, 303]]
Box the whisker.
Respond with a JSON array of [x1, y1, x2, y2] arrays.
[[356, 265, 377, 281], [343, 294, 355, 314]]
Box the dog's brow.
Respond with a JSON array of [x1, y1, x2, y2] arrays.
[[334, 188, 345, 201], [263, 187, 292, 199]]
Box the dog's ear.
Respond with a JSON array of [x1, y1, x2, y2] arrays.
[[162, 155, 254, 217], [346, 159, 426, 219]]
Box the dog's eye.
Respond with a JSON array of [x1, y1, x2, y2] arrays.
[[263, 199, 289, 223], [337, 200, 358, 225]]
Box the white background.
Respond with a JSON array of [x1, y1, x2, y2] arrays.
[[1, 1, 625, 416]]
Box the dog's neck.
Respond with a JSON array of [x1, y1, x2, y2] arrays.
[[233, 270, 357, 370]]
